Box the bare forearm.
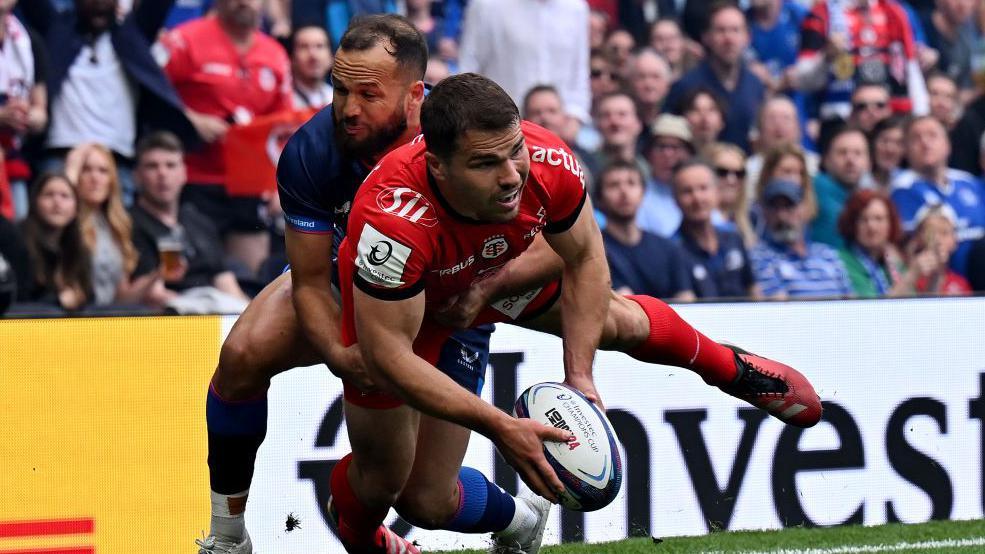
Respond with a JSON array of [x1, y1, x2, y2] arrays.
[[484, 237, 564, 300], [560, 253, 609, 378], [292, 283, 346, 363]]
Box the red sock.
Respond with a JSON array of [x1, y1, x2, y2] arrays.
[[625, 295, 738, 385], [330, 453, 389, 547]]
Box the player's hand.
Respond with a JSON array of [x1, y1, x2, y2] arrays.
[[434, 281, 493, 329], [565, 373, 604, 411], [493, 417, 572, 503], [327, 343, 378, 393]]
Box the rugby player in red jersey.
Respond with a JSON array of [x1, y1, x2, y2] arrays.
[[333, 73, 822, 552]]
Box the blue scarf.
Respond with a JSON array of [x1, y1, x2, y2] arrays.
[[852, 244, 891, 295]]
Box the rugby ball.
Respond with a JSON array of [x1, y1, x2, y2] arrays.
[[513, 382, 622, 511]]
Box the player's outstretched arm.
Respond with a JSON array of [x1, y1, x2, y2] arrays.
[[353, 286, 572, 502], [543, 196, 610, 407], [286, 227, 375, 391]]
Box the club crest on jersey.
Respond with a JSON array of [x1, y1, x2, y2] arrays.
[[377, 187, 438, 227], [481, 235, 509, 259]]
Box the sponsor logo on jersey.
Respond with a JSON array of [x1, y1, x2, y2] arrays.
[[530, 145, 586, 189], [436, 255, 475, 276], [377, 187, 438, 227], [481, 235, 509, 259], [355, 224, 413, 288]]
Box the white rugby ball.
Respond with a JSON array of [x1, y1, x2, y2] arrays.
[[513, 382, 622, 511]]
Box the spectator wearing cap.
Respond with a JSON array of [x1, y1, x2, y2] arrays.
[[664, 2, 765, 152], [159, 0, 293, 276], [811, 125, 871, 249], [891, 115, 985, 277], [751, 178, 853, 299], [0, 0, 48, 221], [597, 160, 695, 300], [672, 160, 761, 299], [459, 0, 590, 123], [290, 24, 333, 110], [591, 91, 650, 181], [638, 114, 695, 237], [628, 48, 672, 129], [19, 0, 197, 202]]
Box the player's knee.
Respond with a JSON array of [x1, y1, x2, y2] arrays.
[[214, 333, 269, 401], [604, 295, 650, 349], [394, 487, 458, 529]]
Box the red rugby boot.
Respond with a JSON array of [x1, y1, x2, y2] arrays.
[[719, 345, 822, 428], [327, 495, 422, 554]]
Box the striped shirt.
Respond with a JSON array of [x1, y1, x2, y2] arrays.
[[750, 239, 854, 298]]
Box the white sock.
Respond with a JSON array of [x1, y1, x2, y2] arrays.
[[210, 489, 248, 540], [500, 495, 537, 535]]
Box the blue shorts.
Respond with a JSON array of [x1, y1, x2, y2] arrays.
[[437, 325, 493, 396]]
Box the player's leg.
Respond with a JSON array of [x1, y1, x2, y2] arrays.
[[520, 290, 821, 427], [203, 271, 322, 549], [393, 330, 552, 552], [331, 399, 421, 552]]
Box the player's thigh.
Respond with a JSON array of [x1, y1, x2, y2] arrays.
[[519, 289, 647, 350], [215, 272, 322, 396], [344, 400, 421, 496]]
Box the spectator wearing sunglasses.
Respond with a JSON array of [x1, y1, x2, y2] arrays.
[[848, 84, 893, 134], [811, 125, 871, 249], [705, 142, 756, 246]]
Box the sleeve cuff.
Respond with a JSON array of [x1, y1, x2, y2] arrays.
[[354, 274, 426, 301], [544, 189, 587, 234]]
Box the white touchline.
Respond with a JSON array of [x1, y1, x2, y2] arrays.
[[706, 537, 985, 554]]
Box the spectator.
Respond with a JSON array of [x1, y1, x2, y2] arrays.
[[926, 72, 981, 174], [589, 9, 610, 50], [523, 85, 599, 192], [649, 18, 697, 80], [592, 91, 649, 179], [459, 0, 590, 122], [326, 0, 398, 50], [794, 0, 928, 122], [920, 0, 977, 92], [0, 0, 48, 221], [745, 96, 820, 198], [618, 0, 675, 45], [892, 115, 985, 276], [665, 1, 765, 152], [405, 0, 444, 54], [20, 0, 196, 204], [869, 116, 907, 192], [752, 142, 819, 230], [0, 212, 31, 305], [130, 132, 249, 311], [638, 114, 694, 237], [811, 125, 871, 248], [750, 178, 854, 299], [160, 0, 293, 276], [746, 0, 808, 92], [597, 160, 695, 300], [64, 143, 158, 306], [604, 28, 636, 80], [705, 142, 756, 245], [836, 189, 917, 296], [290, 24, 333, 110], [848, 83, 893, 134], [590, 48, 619, 102], [425, 56, 451, 85], [904, 204, 972, 294], [628, 47, 672, 128], [673, 160, 760, 299], [675, 86, 726, 152], [19, 172, 92, 310]]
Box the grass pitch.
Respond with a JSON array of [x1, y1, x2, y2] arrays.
[[435, 519, 985, 553]]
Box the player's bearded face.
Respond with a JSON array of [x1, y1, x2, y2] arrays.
[[436, 125, 530, 223], [333, 99, 409, 160]]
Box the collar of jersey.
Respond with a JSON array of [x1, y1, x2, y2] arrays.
[[427, 169, 486, 225]]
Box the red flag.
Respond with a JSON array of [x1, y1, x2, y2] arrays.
[[223, 109, 317, 197]]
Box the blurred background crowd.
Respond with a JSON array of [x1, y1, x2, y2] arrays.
[[2, 0, 985, 316]]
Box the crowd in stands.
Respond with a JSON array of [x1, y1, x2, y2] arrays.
[[2, 0, 985, 316]]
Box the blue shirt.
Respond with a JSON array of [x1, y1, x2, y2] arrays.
[[603, 229, 692, 298], [891, 169, 985, 276], [675, 227, 755, 298], [749, 1, 807, 77], [663, 61, 766, 152], [750, 238, 854, 298], [637, 178, 682, 238], [164, 0, 213, 29]]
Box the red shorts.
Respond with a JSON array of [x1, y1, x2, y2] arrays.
[[343, 281, 561, 409]]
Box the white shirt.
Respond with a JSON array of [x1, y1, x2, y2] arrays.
[[458, 0, 590, 122], [292, 80, 333, 110], [47, 33, 138, 157]]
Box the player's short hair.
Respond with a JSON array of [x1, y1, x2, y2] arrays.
[[421, 73, 521, 160], [135, 131, 184, 163], [338, 14, 427, 80]]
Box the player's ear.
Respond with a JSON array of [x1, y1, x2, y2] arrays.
[[424, 151, 447, 180], [407, 80, 426, 110]]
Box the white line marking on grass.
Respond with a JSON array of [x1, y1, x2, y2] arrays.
[[707, 537, 985, 554]]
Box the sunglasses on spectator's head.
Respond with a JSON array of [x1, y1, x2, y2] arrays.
[[852, 100, 887, 111], [715, 166, 746, 179]]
